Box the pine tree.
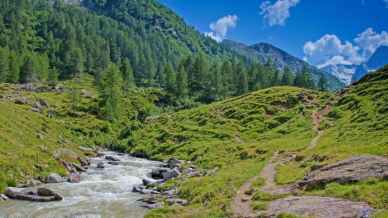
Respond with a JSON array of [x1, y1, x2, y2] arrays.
[[120, 58, 136, 91], [318, 75, 328, 91], [0, 48, 9, 83], [98, 63, 123, 122], [294, 66, 315, 89], [237, 68, 249, 96], [163, 63, 176, 94], [20, 55, 36, 83], [176, 64, 188, 98], [7, 52, 20, 83], [220, 60, 233, 95], [271, 69, 280, 86], [190, 53, 208, 93], [280, 67, 293, 86], [65, 47, 84, 77]]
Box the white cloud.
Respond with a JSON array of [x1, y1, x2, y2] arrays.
[[205, 15, 238, 42], [303, 28, 388, 68], [354, 28, 388, 59], [260, 0, 300, 26], [303, 34, 363, 67]]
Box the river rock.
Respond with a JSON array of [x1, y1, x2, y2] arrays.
[[298, 155, 388, 189], [130, 152, 148, 159], [5, 187, 63, 202], [72, 163, 86, 172], [97, 162, 105, 169], [138, 195, 158, 204], [263, 196, 373, 218], [105, 156, 120, 162], [108, 161, 120, 166], [142, 202, 163, 209], [0, 194, 8, 201], [46, 173, 66, 183], [151, 168, 180, 180], [142, 178, 160, 186], [78, 157, 90, 167], [132, 185, 160, 195], [166, 198, 188, 206], [162, 168, 180, 180], [68, 173, 81, 183], [166, 158, 182, 169], [37, 188, 63, 201]]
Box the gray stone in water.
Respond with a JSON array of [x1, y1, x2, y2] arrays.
[[0, 194, 8, 201], [142, 178, 159, 186], [162, 168, 180, 180], [68, 173, 81, 183], [105, 155, 120, 162], [97, 162, 105, 169], [5, 187, 63, 202], [166, 158, 182, 169], [46, 173, 65, 183]]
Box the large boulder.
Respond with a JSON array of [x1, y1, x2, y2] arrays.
[[150, 168, 180, 180], [298, 155, 388, 189], [263, 196, 373, 218], [46, 173, 66, 183], [5, 187, 63, 202]]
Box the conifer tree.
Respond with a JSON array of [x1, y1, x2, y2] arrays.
[[163, 63, 176, 94], [176, 64, 188, 98], [121, 58, 136, 91], [98, 63, 123, 122], [7, 52, 20, 83], [0, 48, 9, 83], [280, 67, 293, 86], [20, 55, 36, 83], [318, 75, 328, 91]]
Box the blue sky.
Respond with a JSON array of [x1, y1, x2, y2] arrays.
[[160, 0, 388, 67]]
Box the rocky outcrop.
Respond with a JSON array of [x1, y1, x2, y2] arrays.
[[298, 155, 388, 189], [5, 187, 63, 202], [263, 196, 373, 218]]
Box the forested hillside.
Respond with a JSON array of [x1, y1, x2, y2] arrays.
[[0, 0, 335, 108]]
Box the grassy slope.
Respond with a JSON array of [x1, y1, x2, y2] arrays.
[[130, 86, 332, 217], [275, 68, 388, 214], [0, 75, 160, 192], [131, 68, 388, 217]]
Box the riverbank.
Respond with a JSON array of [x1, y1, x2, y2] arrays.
[[0, 151, 163, 218]]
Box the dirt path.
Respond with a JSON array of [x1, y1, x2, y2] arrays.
[[231, 177, 258, 218], [259, 152, 296, 195], [231, 105, 332, 217], [309, 105, 331, 148]]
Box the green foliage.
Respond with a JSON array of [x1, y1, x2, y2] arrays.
[[98, 64, 123, 122]]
